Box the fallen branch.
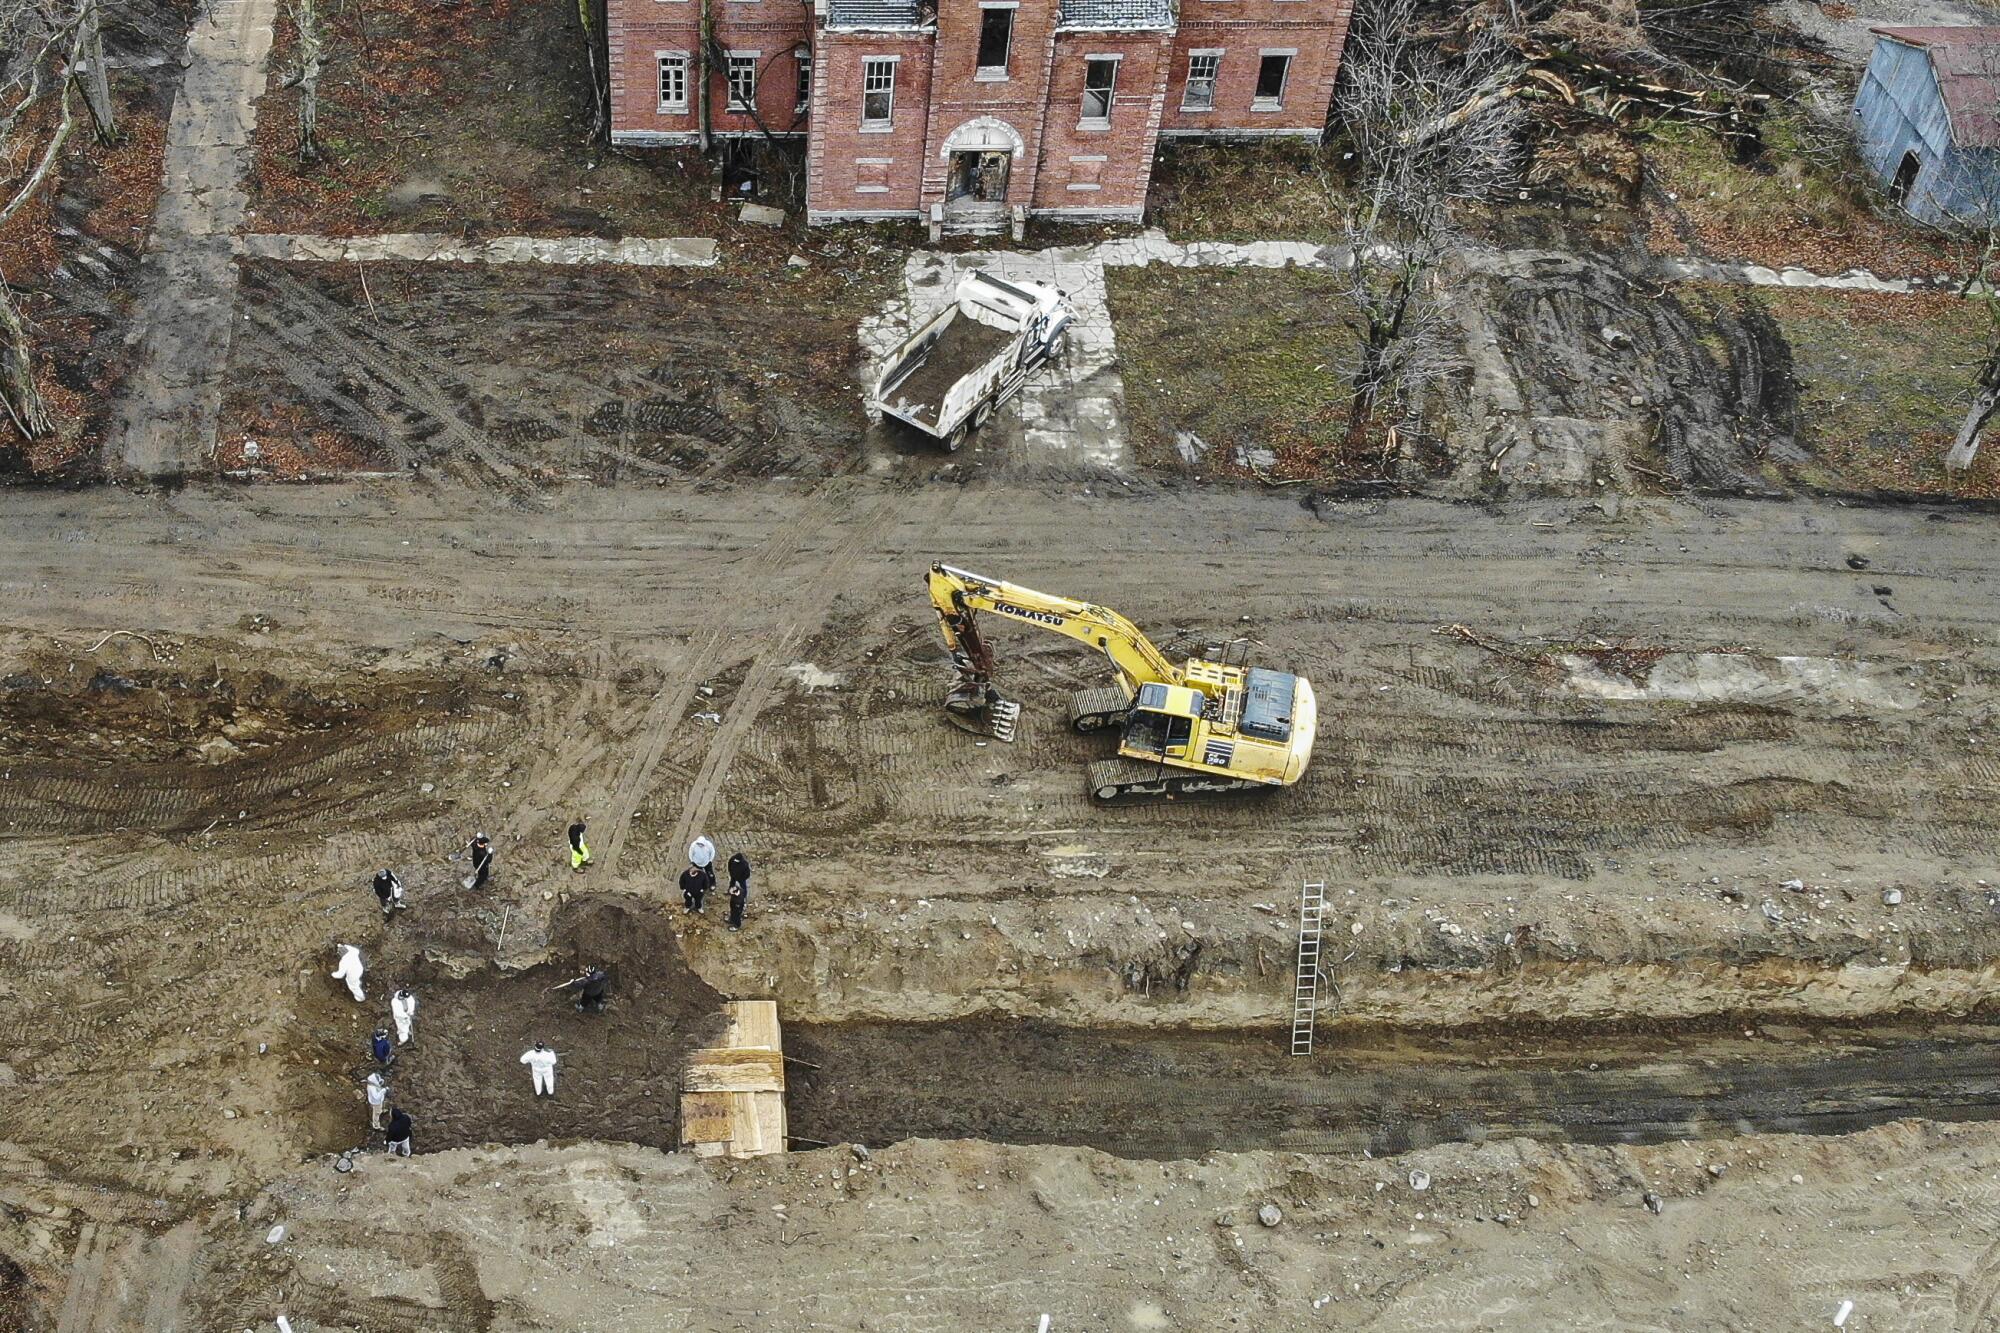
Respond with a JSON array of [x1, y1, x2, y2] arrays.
[[82, 628, 166, 657]]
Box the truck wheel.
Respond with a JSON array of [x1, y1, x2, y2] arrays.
[[944, 423, 967, 452], [1049, 329, 1070, 362], [972, 400, 993, 430]]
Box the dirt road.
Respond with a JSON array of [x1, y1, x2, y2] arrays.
[[1, 476, 1997, 1322]]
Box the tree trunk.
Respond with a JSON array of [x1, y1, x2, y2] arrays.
[[79, 3, 116, 144], [697, 0, 713, 152], [578, 0, 608, 144], [1948, 344, 2000, 472], [290, 0, 323, 163], [1948, 386, 1999, 472], [0, 283, 54, 441]]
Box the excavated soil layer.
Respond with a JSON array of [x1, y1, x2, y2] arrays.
[[300, 898, 729, 1154], [788, 1019, 2000, 1159]]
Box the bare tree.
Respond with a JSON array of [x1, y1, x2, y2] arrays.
[[1330, 0, 1522, 453], [0, 0, 105, 441], [1946, 219, 2000, 473], [279, 0, 323, 163]]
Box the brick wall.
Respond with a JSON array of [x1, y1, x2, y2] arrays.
[[1029, 31, 1171, 216], [807, 32, 937, 219], [609, 0, 1355, 217], [915, 0, 1063, 211], [1160, 0, 1350, 136], [609, 0, 815, 144]]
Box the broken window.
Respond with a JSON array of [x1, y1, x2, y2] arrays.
[[862, 57, 896, 127], [1182, 51, 1218, 111], [977, 6, 1014, 75], [727, 54, 758, 112], [657, 54, 689, 110], [1253, 51, 1290, 109], [1891, 149, 1922, 205], [796, 52, 812, 111], [1080, 57, 1118, 125]]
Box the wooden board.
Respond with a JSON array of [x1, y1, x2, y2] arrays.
[[725, 1000, 782, 1051], [679, 1091, 733, 1146], [682, 1047, 785, 1093], [681, 1001, 789, 1159], [752, 1090, 787, 1154]]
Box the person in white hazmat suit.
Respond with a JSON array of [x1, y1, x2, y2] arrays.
[[391, 988, 417, 1045], [330, 944, 366, 1002], [521, 1042, 558, 1096]]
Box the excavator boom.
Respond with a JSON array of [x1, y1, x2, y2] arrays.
[[924, 563, 1316, 802]]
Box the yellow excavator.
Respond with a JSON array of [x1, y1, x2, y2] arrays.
[[926, 563, 1317, 803]]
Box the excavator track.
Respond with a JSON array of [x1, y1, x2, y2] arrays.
[[1068, 686, 1129, 734], [1086, 757, 1271, 805]]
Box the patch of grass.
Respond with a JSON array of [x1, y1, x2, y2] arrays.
[[1144, 140, 1344, 243], [1758, 287, 2000, 497], [247, 0, 740, 241], [1105, 267, 1360, 477], [1642, 105, 1962, 274]]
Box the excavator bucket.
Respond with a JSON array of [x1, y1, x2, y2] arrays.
[[943, 672, 1020, 742]]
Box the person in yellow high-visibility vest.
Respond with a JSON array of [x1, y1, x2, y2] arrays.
[[567, 817, 591, 872]]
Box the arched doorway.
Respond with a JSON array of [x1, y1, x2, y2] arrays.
[[941, 117, 1024, 223]]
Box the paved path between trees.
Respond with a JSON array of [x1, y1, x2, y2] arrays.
[[104, 0, 277, 478]]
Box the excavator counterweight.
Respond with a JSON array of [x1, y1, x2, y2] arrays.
[[925, 564, 1316, 802]]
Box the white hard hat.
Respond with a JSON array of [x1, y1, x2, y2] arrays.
[[688, 836, 715, 867]]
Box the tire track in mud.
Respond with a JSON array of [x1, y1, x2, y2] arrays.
[[243, 269, 522, 484], [663, 495, 908, 854], [242, 268, 776, 484]]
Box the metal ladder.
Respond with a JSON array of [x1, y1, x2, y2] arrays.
[[1291, 881, 1326, 1056]]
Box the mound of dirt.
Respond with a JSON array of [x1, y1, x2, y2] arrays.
[[311, 897, 731, 1155]]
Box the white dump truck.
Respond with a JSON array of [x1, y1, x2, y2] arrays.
[[873, 271, 1074, 451]]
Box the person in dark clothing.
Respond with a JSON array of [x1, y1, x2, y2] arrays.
[[371, 1028, 394, 1067], [726, 851, 751, 930], [576, 966, 609, 1013], [384, 1106, 412, 1156], [680, 861, 713, 913], [567, 818, 591, 872], [463, 833, 494, 890], [372, 868, 405, 918]]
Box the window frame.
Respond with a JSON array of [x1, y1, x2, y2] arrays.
[[1252, 49, 1293, 111], [1181, 49, 1219, 112], [726, 51, 759, 113], [861, 55, 898, 130], [656, 51, 690, 112], [975, 3, 1017, 80], [796, 51, 813, 112], [1079, 55, 1120, 128]]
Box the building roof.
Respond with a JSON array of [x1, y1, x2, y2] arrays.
[[825, 0, 927, 27], [1873, 25, 2000, 148], [1057, 0, 1176, 30]]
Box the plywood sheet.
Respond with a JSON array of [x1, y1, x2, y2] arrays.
[[679, 1091, 733, 1145], [683, 1047, 785, 1093], [726, 1000, 782, 1051], [752, 1090, 787, 1154], [729, 1093, 765, 1156]]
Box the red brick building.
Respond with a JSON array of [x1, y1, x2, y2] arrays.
[[606, 0, 1353, 230]]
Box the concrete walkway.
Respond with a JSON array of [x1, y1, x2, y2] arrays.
[[105, 0, 278, 477], [860, 248, 1127, 473], [239, 233, 719, 267], [1095, 229, 1959, 294]]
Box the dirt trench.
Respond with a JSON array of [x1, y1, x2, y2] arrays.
[[787, 1018, 2000, 1159], [299, 898, 730, 1156]]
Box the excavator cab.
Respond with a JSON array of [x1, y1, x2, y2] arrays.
[[1122, 683, 1204, 762]]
